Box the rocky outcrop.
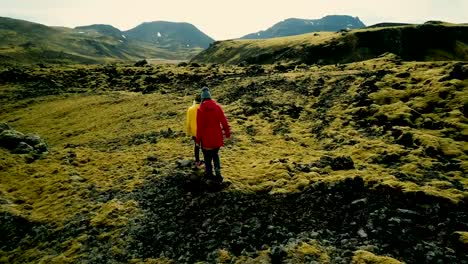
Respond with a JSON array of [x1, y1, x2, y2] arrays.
[[0, 123, 48, 154]]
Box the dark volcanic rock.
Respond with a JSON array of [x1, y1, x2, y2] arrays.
[[125, 172, 467, 263], [134, 59, 148, 67], [0, 212, 41, 251], [448, 63, 468, 80], [310, 155, 355, 170]]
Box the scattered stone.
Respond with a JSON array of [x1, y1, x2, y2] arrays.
[[351, 198, 368, 206], [69, 171, 85, 182], [134, 59, 148, 67], [176, 159, 192, 168], [357, 228, 368, 238], [396, 208, 420, 216]]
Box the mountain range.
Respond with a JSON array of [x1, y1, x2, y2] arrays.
[[0, 17, 213, 64], [0, 15, 372, 64], [241, 15, 366, 39], [3, 15, 465, 65]]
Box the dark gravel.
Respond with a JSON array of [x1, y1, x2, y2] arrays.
[[125, 171, 468, 263]]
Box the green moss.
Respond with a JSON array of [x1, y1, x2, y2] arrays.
[[90, 199, 139, 227], [284, 240, 330, 263], [455, 231, 468, 245], [352, 250, 402, 264]]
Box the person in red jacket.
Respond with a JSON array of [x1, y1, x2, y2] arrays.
[[196, 87, 231, 183]]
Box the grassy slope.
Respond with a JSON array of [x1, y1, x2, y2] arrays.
[[192, 23, 468, 65], [0, 58, 467, 262]]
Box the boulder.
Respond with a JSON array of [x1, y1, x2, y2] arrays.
[[448, 63, 468, 80], [395, 132, 414, 147], [24, 134, 43, 147], [134, 59, 148, 67], [0, 128, 48, 154], [0, 130, 25, 149], [13, 142, 34, 154]]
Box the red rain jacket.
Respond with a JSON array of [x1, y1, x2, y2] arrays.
[[196, 99, 231, 149]]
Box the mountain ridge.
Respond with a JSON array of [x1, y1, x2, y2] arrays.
[[193, 22, 468, 65], [123, 21, 214, 49], [241, 15, 366, 39]]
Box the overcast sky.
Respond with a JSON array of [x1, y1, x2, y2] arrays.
[[1, 0, 467, 40]]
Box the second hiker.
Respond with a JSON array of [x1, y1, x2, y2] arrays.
[[186, 94, 201, 167]]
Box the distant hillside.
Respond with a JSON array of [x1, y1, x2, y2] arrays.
[[193, 23, 468, 65], [367, 22, 413, 28], [0, 17, 211, 64], [241, 15, 365, 39], [75, 24, 123, 39], [124, 21, 214, 49]]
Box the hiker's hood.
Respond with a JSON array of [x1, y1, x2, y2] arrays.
[[200, 99, 217, 111]]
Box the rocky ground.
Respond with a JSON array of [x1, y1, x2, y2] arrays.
[[2, 164, 467, 263], [0, 57, 467, 263]]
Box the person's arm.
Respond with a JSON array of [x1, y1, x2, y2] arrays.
[[196, 108, 202, 145], [186, 108, 191, 136], [218, 105, 231, 139]]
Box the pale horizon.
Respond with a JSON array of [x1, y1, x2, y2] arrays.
[[1, 0, 467, 40]]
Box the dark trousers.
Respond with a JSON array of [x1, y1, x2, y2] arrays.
[[202, 148, 221, 178], [192, 137, 200, 162]]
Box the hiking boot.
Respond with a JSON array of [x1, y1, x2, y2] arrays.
[[214, 169, 223, 182], [219, 180, 232, 189], [213, 175, 224, 183]]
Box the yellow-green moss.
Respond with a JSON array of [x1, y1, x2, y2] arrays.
[[284, 241, 330, 263], [90, 199, 139, 227], [234, 250, 271, 264], [454, 231, 468, 245], [351, 250, 402, 264], [216, 248, 233, 263]]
